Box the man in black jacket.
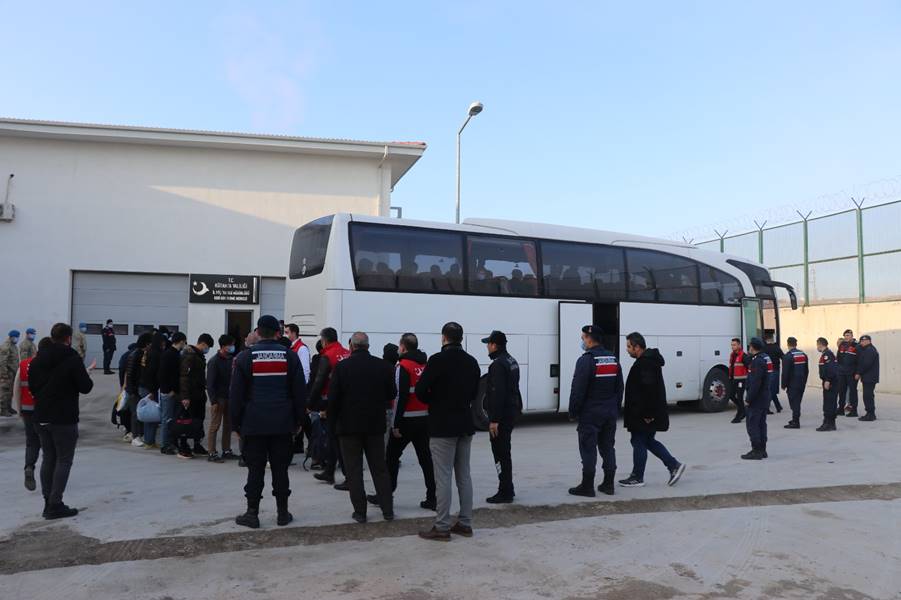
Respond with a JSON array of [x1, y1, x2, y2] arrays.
[[328, 332, 396, 523], [619, 332, 685, 488], [28, 323, 94, 519], [158, 332, 186, 455], [124, 333, 153, 445], [177, 333, 214, 458], [206, 334, 236, 462], [855, 335, 879, 421], [230, 315, 306, 529], [101, 319, 116, 374], [415, 322, 481, 541], [836, 329, 859, 417], [482, 330, 522, 504]]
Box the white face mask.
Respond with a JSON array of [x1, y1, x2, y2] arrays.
[[579, 339, 587, 351]]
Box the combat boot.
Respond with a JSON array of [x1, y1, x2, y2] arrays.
[[816, 420, 836, 432], [784, 420, 800, 429], [741, 448, 764, 460], [276, 496, 293, 526], [235, 497, 261, 529], [597, 469, 615, 495], [568, 470, 596, 497]]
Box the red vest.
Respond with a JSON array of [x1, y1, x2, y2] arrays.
[[19, 358, 35, 411], [291, 338, 306, 354], [320, 342, 350, 398], [397, 358, 428, 416], [729, 350, 748, 380]]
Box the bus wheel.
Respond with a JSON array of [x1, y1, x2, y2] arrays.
[[472, 374, 490, 431], [700, 368, 730, 412]]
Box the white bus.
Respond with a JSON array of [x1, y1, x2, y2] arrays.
[[285, 213, 797, 416]]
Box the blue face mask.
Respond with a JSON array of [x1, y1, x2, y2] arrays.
[[226, 346, 236, 354], [10, 337, 19, 345], [579, 339, 587, 351], [202, 347, 210, 355]]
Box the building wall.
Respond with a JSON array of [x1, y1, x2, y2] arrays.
[[780, 301, 901, 393], [0, 135, 388, 339]]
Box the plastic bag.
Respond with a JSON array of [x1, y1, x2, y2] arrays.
[[137, 394, 161, 423]]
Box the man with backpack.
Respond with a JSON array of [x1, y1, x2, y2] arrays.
[[230, 315, 306, 529]]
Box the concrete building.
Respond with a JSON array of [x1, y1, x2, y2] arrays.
[[0, 118, 425, 365]]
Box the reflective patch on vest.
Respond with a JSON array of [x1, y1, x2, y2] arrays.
[[793, 353, 807, 364], [252, 350, 288, 377], [594, 355, 618, 378], [764, 355, 774, 372]]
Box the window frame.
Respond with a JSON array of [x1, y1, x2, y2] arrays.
[[289, 215, 335, 280], [345, 221, 757, 306]]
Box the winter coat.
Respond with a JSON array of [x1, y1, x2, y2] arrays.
[[624, 348, 669, 432], [29, 342, 93, 424]]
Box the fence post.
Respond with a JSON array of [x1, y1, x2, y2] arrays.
[[754, 220, 767, 264], [714, 229, 728, 253], [796, 211, 812, 307], [852, 198, 865, 303]]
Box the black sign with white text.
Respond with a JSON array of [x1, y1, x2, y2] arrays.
[[189, 274, 259, 305]]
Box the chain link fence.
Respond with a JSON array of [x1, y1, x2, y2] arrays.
[[697, 199, 901, 307]]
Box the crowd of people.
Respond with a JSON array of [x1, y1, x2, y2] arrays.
[[3, 314, 883, 540]]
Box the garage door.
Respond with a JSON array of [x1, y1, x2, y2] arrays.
[[72, 272, 189, 367], [260, 277, 286, 321]]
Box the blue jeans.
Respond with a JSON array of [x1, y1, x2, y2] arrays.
[[139, 388, 158, 445], [159, 392, 176, 449], [630, 430, 679, 480]]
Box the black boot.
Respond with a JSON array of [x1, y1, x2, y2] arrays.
[[597, 470, 615, 495], [236, 497, 261, 529], [784, 420, 800, 429], [741, 448, 764, 460], [568, 470, 596, 497], [276, 496, 293, 526], [816, 420, 836, 432], [314, 468, 335, 484]]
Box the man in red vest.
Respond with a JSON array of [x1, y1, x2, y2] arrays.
[[728, 338, 751, 424], [13, 337, 52, 491], [309, 327, 350, 486], [368, 333, 436, 511]]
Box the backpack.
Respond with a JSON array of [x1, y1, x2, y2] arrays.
[[303, 412, 330, 470]]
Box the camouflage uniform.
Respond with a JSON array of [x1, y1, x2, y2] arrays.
[[19, 337, 36, 361], [72, 330, 87, 361], [0, 339, 19, 414]]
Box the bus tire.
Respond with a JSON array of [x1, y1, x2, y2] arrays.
[[700, 367, 730, 413], [472, 375, 490, 431]]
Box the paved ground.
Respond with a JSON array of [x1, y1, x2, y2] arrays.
[[1, 374, 900, 599]]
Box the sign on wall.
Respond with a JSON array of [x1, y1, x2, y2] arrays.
[[189, 274, 260, 305]]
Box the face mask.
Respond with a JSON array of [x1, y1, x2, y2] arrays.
[[226, 346, 236, 355], [203, 347, 210, 355], [79, 328, 87, 334], [10, 337, 19, 344], [26, 334, 35, 341], [579, 339, 587, 351]]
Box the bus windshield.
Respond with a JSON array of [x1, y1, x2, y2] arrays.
[[289, 216, 333, 279]]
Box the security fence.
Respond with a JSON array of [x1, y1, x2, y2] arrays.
[[696, 199, 901, 307]]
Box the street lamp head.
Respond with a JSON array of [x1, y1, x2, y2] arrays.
[[468, 101, 483, 117]]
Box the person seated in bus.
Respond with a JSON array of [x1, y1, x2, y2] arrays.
[[471, 260, 496, 294], [559, 266, 583, 296], [373, 262, 397, 289], [397, 259, 427, 291], [543, 264, 564, 296], [447, 263, 463, 293], [429, 265, 453, 292], [522, 273, 539, 296], [629, 272, 656, 301], [356, 258, 382, 288], [508, 269, 528, 295]]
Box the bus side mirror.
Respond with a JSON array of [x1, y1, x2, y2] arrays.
[[764, 280, 799, 310]]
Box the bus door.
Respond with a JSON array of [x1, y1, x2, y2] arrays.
[[557, 301, 593, 413], [741, 298, 763, 348]]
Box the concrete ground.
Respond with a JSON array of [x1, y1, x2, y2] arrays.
[[1, 374, 900, 599]]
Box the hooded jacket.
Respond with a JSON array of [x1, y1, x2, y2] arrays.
[[179, 345, 208, 418], [29, 342, 93, 424], [624, 348, 669, 432]]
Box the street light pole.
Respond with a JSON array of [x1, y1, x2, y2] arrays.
[[456, 101, 483, 224]]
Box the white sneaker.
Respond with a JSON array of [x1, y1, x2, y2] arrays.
[[131, 436, 145, 447], [122, 433, 133, 443]]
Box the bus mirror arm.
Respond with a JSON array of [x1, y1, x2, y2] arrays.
[[763, 280, 798, 310]]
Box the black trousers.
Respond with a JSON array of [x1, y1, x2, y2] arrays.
[[242, 434, 293, 501], [823, 383, 838, 421], [490, 423, 514, 496], [836, 373, 858, 412], [36, 424, 78, 505], [21, 412, 42, 469], [102, 348, 115, 372], [386, 417, 435, 500], [340, 433, 393, 516], [786, 386, 804, 422], [730, 380, 746, 418], [322, 418, 344, 476], [577, 417, 616, 475], [746, 403, 767, 449], [862, 381, 876, 415]]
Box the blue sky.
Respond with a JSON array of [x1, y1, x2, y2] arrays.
[[2, 1, 899, 239]]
